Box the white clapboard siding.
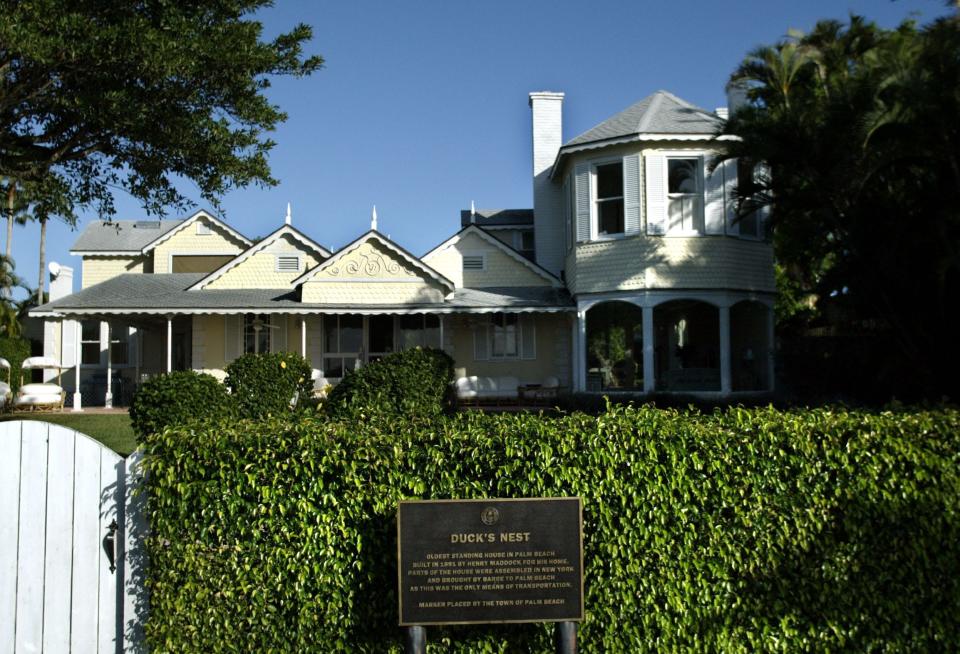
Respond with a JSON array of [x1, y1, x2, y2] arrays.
[[622, 154, 642, 234], [0, 421, 144, 654]]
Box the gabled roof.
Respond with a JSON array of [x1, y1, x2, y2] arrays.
[[459, 208, 534, 228], [422, 225, 562, 288], [293, 230, 455, 291], [141, 209, 251, 253], [562, 90, 722, 149], [71, 220, 184, 254], [188, 223, 332, 291]]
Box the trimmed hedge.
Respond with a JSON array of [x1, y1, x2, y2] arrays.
[[225, 351, 314, 419], [325, 347, 454, 420], [144, 405, 960, 652], [0, 337, 30, 397], [129, 370, 235, 440]]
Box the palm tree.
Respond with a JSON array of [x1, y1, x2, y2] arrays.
[[1, 179, 31, 298], [0, 254, 24, 337]]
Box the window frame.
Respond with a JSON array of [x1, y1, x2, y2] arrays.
[[590, 158, 627, 240], [665, 155, 705, 235]]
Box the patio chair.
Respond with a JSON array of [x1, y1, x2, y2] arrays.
[[13, 356, 66, 411], [0, 357, 10, 409]]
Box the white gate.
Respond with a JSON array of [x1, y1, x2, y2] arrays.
[[0, 421, 146, 653]]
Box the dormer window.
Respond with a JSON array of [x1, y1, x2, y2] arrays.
[[275, 254, 301, 272], [594, 162, 624, 236]]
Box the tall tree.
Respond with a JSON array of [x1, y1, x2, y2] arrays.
[[0, 0, 322, 221], [721, 15, 960, 399]]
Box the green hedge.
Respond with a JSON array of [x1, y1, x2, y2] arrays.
[[325, 347, 454, 420], [144, 405, 960, 652], [0, 337, 30, 398], [225, 351, 314, 420], [129, 370, 235, 440]]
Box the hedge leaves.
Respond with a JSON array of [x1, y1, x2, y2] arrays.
[[144, 405, 960, 652]]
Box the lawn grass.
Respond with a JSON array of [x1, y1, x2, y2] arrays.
[[0, 412, 137, 456]]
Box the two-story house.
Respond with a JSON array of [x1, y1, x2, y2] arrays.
[[32, 88, 774, 409]]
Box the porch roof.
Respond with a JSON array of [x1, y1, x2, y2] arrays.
[[30, 273, 574, 317]]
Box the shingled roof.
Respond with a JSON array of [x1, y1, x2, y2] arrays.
[[562, 90, 722, 149], [459, 209, 534, 228], [71, 220, 184, 253]]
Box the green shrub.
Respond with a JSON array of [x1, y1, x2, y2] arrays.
[[144, 404, 960, 652], [224, 351, 313, 420], [0, 337, 30, 398], [325, 347, 454, 420], [129, 370, 235, 440]]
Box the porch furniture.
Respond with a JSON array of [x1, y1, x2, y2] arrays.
[[455, 375, 521, 405], [311, 369, 334, 397], [519, 376, 561, 405], [13, 356, 66, 411], [0, 357, 10, 409]]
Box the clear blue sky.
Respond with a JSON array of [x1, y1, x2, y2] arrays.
[[6, 0, 950, 299]]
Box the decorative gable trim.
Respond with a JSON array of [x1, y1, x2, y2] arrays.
[[187, 224, 331, 291], [422, 225, 563, 288], [294, 230, 454, 291], [140, 209, 252, 253]]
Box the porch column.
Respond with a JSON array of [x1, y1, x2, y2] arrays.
[[642, 306, 655, 393], [104, 322, 113, 409], [766, 304, 776, 391], [300, 317, 307, 358], [576, 309, 587, 392], [166, 315, 173, 373], [72, 319, 82, 411], [719, 303, 732, 394], [135, 328, 141, 387], [569, 314, 579, 392]]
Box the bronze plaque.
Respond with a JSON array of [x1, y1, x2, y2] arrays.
[[397, 497, 583, 626]]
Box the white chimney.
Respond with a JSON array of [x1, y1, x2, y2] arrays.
[[529, 91, 565, 275], [48, 262, 73, 301], [725, 81, 749, 119]]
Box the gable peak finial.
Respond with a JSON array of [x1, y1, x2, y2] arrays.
[[371, 205, 378, 231], [285, 202, 292, 225], [470, 200, 476, 223]]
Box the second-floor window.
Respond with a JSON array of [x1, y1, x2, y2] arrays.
[[594, 162, 624, 236], [667, 158, 703, 233]]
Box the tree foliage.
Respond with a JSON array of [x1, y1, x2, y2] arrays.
[[721, 14, 960, 399], [0, 0, 322, 219]]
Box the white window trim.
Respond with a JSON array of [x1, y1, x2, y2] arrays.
[[462, 252, 487, 272], [659, 149, 710, 237], [590, 157, 627, 241], [474, 314, 536, 361], [275, 253, 302, 273], [196, 222, 212, 235]]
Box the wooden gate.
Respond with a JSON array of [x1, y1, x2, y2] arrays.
[[0, 421, 146, 653]]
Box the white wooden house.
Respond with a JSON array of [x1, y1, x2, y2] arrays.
[[31, 88, 774, 407]]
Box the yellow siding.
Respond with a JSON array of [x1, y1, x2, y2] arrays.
[[206, 234, 325, 289], [423, 231, 551, 289], [301, 281, 445, 304], [192, 314, 226, 371], [81, 256, 148, 288], [152, 217, 247, 273], [447, 313, 572, 386], [572, 235, 775, 293], [303, 239, 447, 303]]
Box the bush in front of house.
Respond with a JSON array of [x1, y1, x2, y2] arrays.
[[143, 403, 960, 652], [324, 347, 454, 420], [129, 370, 235, 440], [0, 337, 30, 399], [224, 351, 314, 420]]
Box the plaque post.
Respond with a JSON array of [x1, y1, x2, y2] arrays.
[[554, 621, 577, 654], [404, 625, 426, 654]]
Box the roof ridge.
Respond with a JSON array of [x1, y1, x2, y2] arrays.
[[635, 92, 664, 133]]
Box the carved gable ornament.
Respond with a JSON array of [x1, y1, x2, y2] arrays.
[[319, 240, 420, 280]]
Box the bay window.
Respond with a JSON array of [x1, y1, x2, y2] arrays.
[[594, 161, 625, 236], [667, 157, 703, 233]]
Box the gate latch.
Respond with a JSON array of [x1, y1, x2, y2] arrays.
[[102, 519, 118, 574]]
